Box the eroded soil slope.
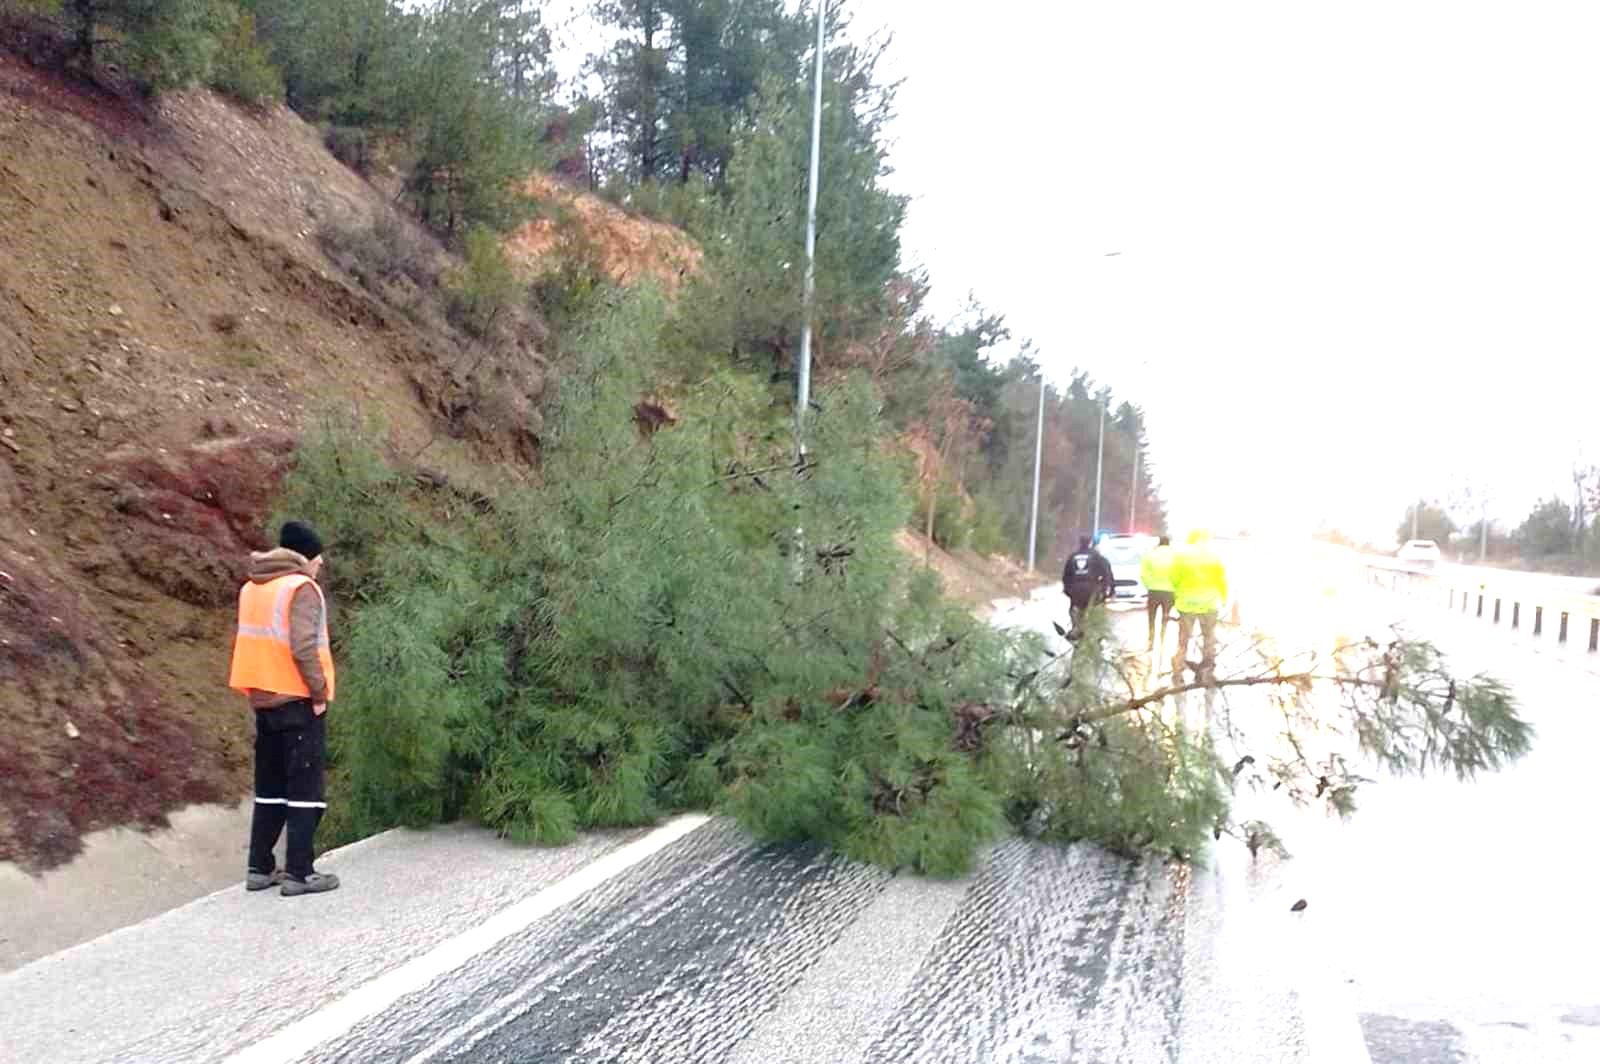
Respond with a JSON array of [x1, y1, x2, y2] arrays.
[[0, 51, 538, 868]]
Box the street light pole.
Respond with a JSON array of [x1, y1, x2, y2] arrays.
[[794, 0, 826, 465], [1128, 444, 1140, 531], [1091, 394, 1106, 538], [790, 0, 826, 581], [1027, 372, 1045, 570]]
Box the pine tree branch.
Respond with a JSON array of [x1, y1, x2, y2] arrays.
[[706, 460, 805, 487], [1069, 670, 1390, 729]]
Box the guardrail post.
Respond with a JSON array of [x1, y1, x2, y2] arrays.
[[1590, 619, 1598, 653], [1462, 591, 1469, 614], [1477, 594, 1485, 618], [1493, 599, 1502, 624], [1559, 612, 1570, 644], [1534, 606, 1544, 637], [1449, 589, 1455, 610], [1512, 602, 1520, 630]]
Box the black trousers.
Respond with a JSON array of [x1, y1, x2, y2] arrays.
[[248, 700, 326, 880], [1066, 586, 1100, 633]]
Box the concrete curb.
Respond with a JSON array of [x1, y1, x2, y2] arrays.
[[0, 798, 255, 972], [0, 801, 404, 975]]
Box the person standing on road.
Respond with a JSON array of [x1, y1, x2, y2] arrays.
[[1062, 535, 1115, 639], [229, 521, 341, 897], [1170, 528, 1228, 685], [1140, 535, 1177, 652]]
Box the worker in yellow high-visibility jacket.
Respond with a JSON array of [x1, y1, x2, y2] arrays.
[[1170, 528, 1228, 684], [1139, 535, 1177, 653]]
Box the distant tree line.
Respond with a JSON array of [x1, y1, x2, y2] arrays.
[[1395, 478, 1600, 575]]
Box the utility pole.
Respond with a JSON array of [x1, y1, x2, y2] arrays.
[[1027, 372, 1045, 570], [794, 0, 826, 464], [1128, 445, 1140, 531], [1091, 394, 1106, 539], [1480, 499, 1489, 562], [1574, 464, 1588, 556], [791, 0, 826, 581]]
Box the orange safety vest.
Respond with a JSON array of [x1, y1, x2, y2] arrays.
[[228, 573, 336, 701]]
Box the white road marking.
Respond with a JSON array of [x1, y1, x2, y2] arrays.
[[222, 814, 711, 1064]]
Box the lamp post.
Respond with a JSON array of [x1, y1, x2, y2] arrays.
[[790, 0, 826, 581], [794, 0, 826, 463], [1091, 393, 1106, 538], [1129, 446, 1140, 531], [1027, 371, 1045, 570]]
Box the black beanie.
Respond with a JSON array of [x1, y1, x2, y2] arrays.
[[279, 520, 324, 561]]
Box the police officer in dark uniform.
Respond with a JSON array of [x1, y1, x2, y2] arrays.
[[1062, 535, 1115, 639]]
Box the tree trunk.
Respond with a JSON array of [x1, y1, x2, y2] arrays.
[[72, 0, 97, 68], [639, 0, 661, 181], [926, 419, 963, 561]]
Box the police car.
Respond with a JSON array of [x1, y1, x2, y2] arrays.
[[1095, 533, 1155, 601]]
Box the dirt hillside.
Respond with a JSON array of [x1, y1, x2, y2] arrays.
[[505, 174, 701, 290], [0, 48, 573, 869], [894, 529, 1041, 615]]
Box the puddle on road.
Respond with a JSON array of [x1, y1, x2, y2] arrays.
[[1360, 1014, 1467, 1064]]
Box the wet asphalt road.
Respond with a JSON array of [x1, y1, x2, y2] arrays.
[[1303, 581, 1600, 1064], [303, 822, 1189, 1064], [1216, 543, 1600, 1063]]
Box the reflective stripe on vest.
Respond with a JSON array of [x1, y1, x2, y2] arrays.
[[228, 574, 336, 700]]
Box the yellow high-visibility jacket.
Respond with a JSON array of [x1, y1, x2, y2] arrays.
[[1140, 544, 1177, 593], [1172, 537, 1228, 615]]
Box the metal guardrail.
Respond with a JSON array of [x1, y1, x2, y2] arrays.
[[1363, 556, 1600, 652]]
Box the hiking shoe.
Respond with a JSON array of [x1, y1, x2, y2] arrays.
[[245, 869, 286, 892], [281, 872, 341, 897]]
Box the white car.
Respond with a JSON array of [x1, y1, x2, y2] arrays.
[[1096, 533, 1154, 601], [1397, 539, 1442, 568]]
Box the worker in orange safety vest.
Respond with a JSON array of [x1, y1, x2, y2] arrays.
[[229, 521, 340, 896]]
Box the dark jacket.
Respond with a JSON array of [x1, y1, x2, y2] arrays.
[[1062, 549, 1114, 598]]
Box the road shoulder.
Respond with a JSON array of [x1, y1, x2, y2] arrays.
[[0, 820, 642, 1064]]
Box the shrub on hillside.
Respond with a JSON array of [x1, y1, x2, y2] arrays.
[[911, 480, 972, 551], [527, 209, 611, 341], [967, 497, 1009, 557], [443, 225, 519, 339], [323, 125, 373, 177], [207, 8, 280, 105], [317, 212, 439, 293], [600, 176, 720, 237], [15, 0, 244, 93]]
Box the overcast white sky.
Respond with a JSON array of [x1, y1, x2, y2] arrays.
[[850, 0, 1600, 542], [548, 1, 1600, 543]]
